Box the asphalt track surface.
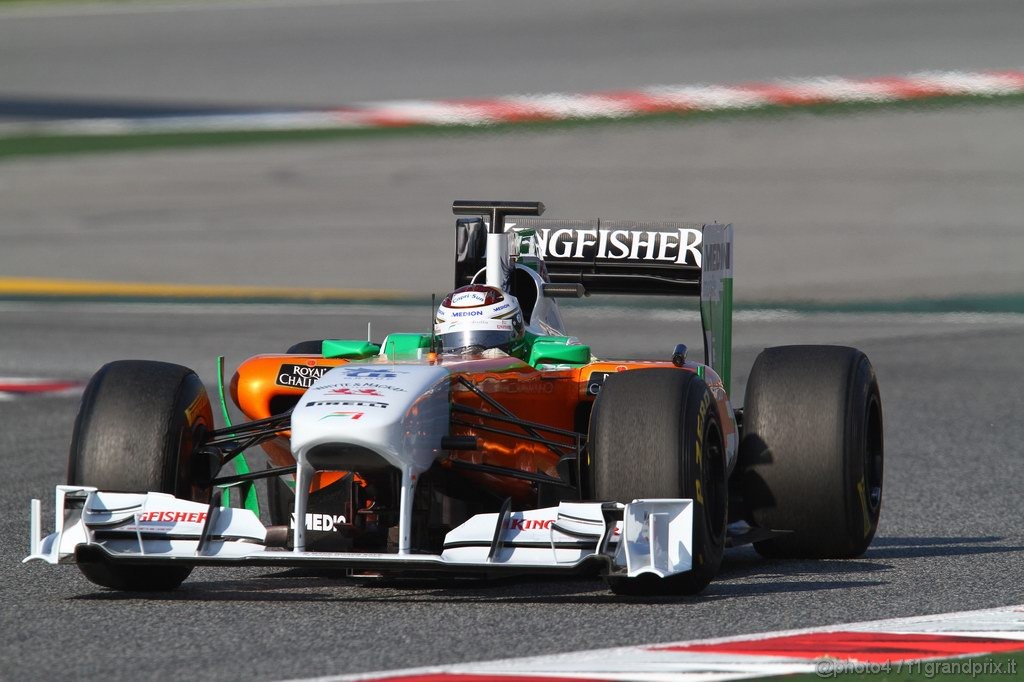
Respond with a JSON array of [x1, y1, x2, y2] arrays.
[[3, 303, 1024, 681]]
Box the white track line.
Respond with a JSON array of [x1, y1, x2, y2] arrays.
[[294, 604, 1024, 682]]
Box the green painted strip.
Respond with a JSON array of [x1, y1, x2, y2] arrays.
[[570, 293, 1024, 315], [3, 278, 1022, 315], [235, 459, 258, 515], [216, 355, 233, 430], [2, 92, 1023, 161], [739, 294, 1024, 315], [4, 287, 1023, 315], [720, 277, 733, 395]]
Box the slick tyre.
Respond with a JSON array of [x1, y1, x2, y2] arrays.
[[68, 360, 215, 591], [737, 346, 883, 559], [589, 369, 727, 595]]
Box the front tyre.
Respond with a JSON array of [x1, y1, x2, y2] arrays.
[[736, 345, 883, 559], [589, 369, 727, 595], [68, 360, 214, 590]]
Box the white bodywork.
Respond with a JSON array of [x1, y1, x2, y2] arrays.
[[290, 362, 449, 554], [26, 487, 267, 564], [26, 487, 693, 581]]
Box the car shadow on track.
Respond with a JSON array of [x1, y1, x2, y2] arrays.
[[68, 536, 1020, 604], [696, 546, 891, 600], [859, 536, 1023, 560], [68, 561, 887, 605], [720, 535, 1021, 567], [68, 574, 889, 605]]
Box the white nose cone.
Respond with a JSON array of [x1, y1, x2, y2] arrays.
[[290, 363, 450, 475]]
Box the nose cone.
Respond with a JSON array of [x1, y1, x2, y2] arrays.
[[290, 363, 451, 474]]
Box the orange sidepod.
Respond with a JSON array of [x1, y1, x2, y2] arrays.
[[230, 354, 351, 421], [442, 359, 580, 504]]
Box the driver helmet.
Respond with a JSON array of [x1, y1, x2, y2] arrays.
[[434, 284, 525, 355]]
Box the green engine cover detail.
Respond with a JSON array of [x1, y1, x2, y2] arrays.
[[381, 333, 432, 359], [322, 340, 381, 359], [528, 337, 591, 367]]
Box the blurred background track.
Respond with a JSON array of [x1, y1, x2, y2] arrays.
[[2, 0, 1023, 107], [2, 105, 1022, 303], [2, 0, 1022, 303]]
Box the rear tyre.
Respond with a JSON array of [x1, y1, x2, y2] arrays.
[[736, 346, 883, 559], [589, 369, 727, 595], [68, 360, 214, 591]]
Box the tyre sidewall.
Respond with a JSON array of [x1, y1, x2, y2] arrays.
[[678, 375, 727, 587], [740, 346, 883, 558], [590, 369, 727, 595], [838, 354, 883, 555], [69, 361, 213, 502], [67, 360, 214, 590]]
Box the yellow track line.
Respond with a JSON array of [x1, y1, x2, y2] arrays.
[[0, 277, 414, 302]]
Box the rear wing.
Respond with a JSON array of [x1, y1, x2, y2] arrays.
[[452, 201, 734, 392]]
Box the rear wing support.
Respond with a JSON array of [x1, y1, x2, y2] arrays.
[[453, 200, 544, 289]]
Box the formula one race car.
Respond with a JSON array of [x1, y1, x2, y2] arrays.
[[26, 200, 884, 595]]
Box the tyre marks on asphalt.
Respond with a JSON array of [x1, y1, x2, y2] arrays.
[[321, 604, 1024, 682]]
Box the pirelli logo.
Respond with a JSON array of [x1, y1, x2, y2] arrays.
[[306, 400, 388, 409]]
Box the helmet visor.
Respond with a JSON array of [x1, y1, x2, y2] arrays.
[[437, 329, 516, 354]]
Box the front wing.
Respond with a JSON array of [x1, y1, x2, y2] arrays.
[[26, 486, 695, 581]]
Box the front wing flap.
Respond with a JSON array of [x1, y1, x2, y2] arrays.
[[26, 487, 694, 580]]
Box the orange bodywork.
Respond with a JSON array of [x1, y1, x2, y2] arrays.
[[231, 354, 351, 474], [230, 353, 730, 504]]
